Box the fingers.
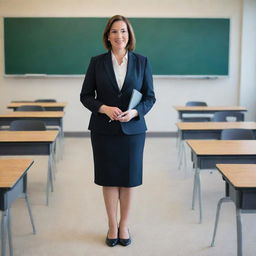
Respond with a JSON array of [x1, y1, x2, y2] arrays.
[[117, 111, 130, 122], [109, 107, 123, 120]]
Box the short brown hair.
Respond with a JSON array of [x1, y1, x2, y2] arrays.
[[103, 15, 136, 51]]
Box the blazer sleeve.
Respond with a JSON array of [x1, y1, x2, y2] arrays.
[[80, 57, 103, 114], [135, 57, 156, 119]]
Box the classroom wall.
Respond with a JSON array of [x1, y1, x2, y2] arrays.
[[0, 0, 249, 133], [239, 0, 256, 121]]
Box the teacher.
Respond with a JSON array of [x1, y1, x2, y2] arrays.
[[80, 15, 156, 247]]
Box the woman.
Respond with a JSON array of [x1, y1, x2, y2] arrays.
[[80, 15, 155, 247]]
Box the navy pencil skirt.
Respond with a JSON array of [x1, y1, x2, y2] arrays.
[[90, 132, 146, 187]]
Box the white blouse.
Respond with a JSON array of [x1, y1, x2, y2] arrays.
[[111, 52, 128, 91]]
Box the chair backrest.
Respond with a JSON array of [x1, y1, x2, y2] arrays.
[[221, 128, 255, 140], [16, 105, 45, 111], [185, 101, 207, 106], [34, 99, 56, 102], [10, 120, 46, 131], [212, 111, 244, 122]]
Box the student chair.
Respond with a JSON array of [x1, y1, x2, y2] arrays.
[[185, 101, 207, 106], [9, 119, 56, 201], [212, 111, 244, 122], [10, 120, 46, 131], [220, 128, 254, 140], [16, 105, 45, 111], [34, 99, 57, 102], [211, 128, 255, 248], [182, 101, 211, 122]]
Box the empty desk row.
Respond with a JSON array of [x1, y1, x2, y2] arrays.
[[0, 159, 35, 256], [174, 105, 247, 120], [7, 102, 67, 111], [0, 130, 58, 205]]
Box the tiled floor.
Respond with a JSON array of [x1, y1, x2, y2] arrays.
[[5, 137, 256, 255]]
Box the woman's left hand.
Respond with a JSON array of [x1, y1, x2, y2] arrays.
[[117, 109, 138, 122]]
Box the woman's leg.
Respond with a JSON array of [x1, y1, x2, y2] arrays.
[[119, 187, 134, 238], [102, 186, 119, 238]]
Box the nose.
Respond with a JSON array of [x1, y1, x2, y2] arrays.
[[116, 31, 122, 37]]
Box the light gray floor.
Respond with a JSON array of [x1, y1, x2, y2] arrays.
[[5, 137, 256, 255]]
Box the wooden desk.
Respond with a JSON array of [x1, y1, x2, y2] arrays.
[[0, 131, 58, 205], [211, 164, 256, 256], [186, 140, 256, 223], [176, 122, 256, 171], [176, 122, 256, 140], [7, 102, 67, 111], [0, 159, 35, 256], [174, 106, 247, 119], [0, 111, 64, 139]]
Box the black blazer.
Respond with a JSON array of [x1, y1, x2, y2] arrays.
[[80, 51, 156, 135]]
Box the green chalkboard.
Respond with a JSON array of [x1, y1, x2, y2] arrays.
[[4, 17, 229, 76]]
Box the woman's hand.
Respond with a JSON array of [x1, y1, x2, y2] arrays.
[[117, 109, 138, 122], [99, 105, 123, 121]]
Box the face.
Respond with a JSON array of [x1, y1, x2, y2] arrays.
[[108, 21, 129, 51]]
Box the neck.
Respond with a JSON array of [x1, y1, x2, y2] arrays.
[[112, 49, 127, 58]]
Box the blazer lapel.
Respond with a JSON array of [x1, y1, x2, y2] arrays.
[[121, 51, 134, 93], [104, 51, 120, 93]]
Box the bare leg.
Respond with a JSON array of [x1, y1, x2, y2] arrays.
[[119, 187, 133, 239], [102, 186, 119, 238]]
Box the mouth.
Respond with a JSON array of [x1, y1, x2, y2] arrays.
[[115, 40, 125, 44]]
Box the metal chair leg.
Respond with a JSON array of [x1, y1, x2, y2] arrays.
[[25, 194, 36, 234], [211, 197, 231, 247]]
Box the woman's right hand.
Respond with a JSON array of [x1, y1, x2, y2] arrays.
[[99, 105, 123, 121]]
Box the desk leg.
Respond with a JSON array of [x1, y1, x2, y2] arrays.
[[191, 154, 202, 223], [60, 119, 64, 159], [176, 128, 181, 149], [7, 209, 13, 256], [1, 210, 8, 256], [192, 153, 197, 210], [177, 135, 183, 170], [25, 194, 36, 234], [236, 208, 243, 256], [211, 197, 231, 247], [197, 166, 202, 224], [50, 143, 56, 181], [178, 141, 183, 170], [46, 153, 54, 206], [49, 144, 55, 192]]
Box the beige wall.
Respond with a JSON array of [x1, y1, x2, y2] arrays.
[[239, 0, 256, 121], [0, 0, 244, 132]]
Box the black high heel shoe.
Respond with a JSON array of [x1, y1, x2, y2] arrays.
[[118, 228, 131, 246], [105, 231, 119, 247]]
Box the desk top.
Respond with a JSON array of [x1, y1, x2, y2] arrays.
[[176, 122, 256, 130], [216, 164, 256, 188], [0, 131, 58, 142], [0, 159, 34, 188], [0, 111, 64, 118], [174, 106, 247, 112], [7, 102, 67, 108], [186, 140, 256, 155]]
